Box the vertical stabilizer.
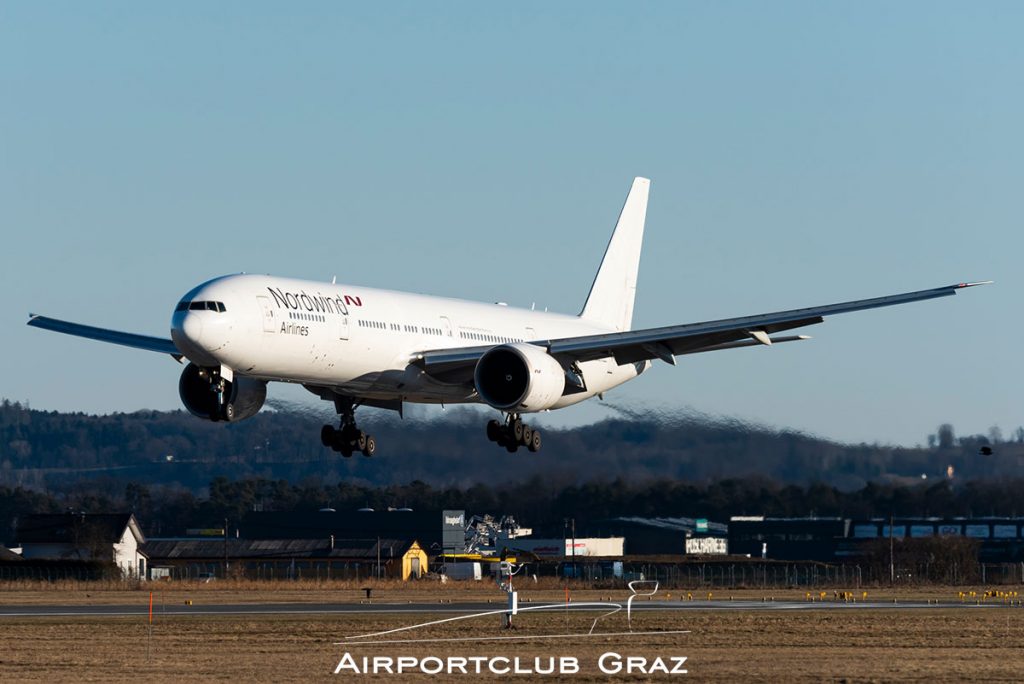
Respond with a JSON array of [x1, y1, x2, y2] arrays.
[[580, 177, 650, 331]]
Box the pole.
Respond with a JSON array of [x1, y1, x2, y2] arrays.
[[223, 518, 229, 579], [571, 518, 576, 581], [147, 590, 153, 660], [889, 514, 895, 585], [562, 519, 568, 631]]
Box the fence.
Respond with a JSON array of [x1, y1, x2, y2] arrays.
[[547, 559, 1024, 589], [0, 561, 117, 581]]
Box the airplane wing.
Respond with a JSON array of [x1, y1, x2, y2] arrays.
[[27, 314, 183, 360], [415, 281, 989, 383]]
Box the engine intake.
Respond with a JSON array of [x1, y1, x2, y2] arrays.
[[473, 343, 565, 412], [178, 363, 267, 422]]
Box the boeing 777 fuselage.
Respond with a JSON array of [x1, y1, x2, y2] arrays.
[[28, 178, 987, 457]]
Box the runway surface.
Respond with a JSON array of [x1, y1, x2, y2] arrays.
[[0, 599, 1007, 618]]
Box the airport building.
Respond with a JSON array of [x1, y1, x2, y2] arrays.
[[142, 537, 428, 581], [14, 513, 148, 579], [239, 508, 465, 556], [729, 516, 1024, 563], [583, 516, 729, 555]]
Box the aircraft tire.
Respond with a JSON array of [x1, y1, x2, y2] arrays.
[[521, 425, 533, 447], [512, 419, 524, 442], [528, 430, 542, 452], [362, 435, 376, 457], [320, 425, 335, 447], [505, 443, 518, 453], [486, 420, 502, 442]]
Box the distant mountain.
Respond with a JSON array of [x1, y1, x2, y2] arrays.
[[0, 399, 1019, 491]]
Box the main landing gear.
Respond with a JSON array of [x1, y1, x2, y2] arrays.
[[486, 414, 542, 453], [321, 401, 376, 458]]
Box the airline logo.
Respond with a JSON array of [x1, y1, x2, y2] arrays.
[[266, 286, 363, 316]]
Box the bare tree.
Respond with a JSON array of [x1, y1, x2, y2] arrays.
[[988, 426, 1004, 445], [937, 423, 956, 449]]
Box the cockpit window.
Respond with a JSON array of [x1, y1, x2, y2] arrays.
[[176, 300, 226, 313]]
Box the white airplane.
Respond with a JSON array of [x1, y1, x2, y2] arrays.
[[28, 178, 987, 457]]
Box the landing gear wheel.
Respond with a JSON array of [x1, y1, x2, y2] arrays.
[[321, 425, 335, 447], [484, 414, 543, 454], [335, 432, 356, 458], [324, 398, 382, 458], [486, 420, 502, 442], [521, 425, 533, 447], [224, 403, 236, 421]]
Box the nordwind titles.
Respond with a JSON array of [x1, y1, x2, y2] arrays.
[[267, 286, 352, 316]]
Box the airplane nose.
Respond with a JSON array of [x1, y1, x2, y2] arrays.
[[181, 312, 204, 346], [171, 310, 217, 365]]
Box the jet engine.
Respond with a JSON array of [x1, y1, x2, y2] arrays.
[[473, 343, 565, 412], [178, 363, 267, 422]]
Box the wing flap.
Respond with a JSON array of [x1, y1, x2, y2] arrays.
[[28, 314, 182, 359]]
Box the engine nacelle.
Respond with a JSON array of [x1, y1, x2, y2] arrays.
[[178, 363, 267, 422], [473, 343, 566, 412]]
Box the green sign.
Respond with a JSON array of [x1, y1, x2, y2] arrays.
[[695, 518, 708, 532]]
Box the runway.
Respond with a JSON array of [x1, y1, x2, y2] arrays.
[[0, 599, 1008, 618]]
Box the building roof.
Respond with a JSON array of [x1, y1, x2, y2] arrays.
[[143, 537, 419, 561], [606, 516, 729, 535], [0, 547, 23, 562], [240, 510, 453, 546], [16, 513, 145, 545]]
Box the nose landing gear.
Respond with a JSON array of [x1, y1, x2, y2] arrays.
[[321, 400, 376, 458], [486, 414, 542, 453]]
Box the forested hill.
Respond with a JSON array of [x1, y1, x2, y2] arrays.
[[0, 400, 1019, 491]]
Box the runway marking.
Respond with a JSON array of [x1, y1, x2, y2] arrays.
[[343, 602, 628, 642], [336, 629, 692, 646], [0, 601, 1009, 618]]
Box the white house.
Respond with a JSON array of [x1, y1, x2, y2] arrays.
[[16, 513, 148, 579]]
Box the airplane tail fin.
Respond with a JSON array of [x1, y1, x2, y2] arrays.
[[579, 177, 650, 331]]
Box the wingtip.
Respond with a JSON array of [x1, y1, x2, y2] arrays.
[[956, 280, 993, 288]]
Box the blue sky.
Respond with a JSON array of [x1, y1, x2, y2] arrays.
[[1, 2, 1019, 446]]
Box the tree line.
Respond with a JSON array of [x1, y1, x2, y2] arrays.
[[4, 475, 1024, 542], [1, 399, 1020, 491]]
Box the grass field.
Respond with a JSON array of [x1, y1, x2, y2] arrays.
[[3, 608, 1024, 681], [2, 584, 1024, 681], [1, 577, 1019, 606]]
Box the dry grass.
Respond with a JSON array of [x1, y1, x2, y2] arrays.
[[0, 578, 1020, 607], [2, 607, 1024, 681]]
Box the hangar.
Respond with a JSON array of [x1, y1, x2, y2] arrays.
[[142, 537, 428, 581]]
